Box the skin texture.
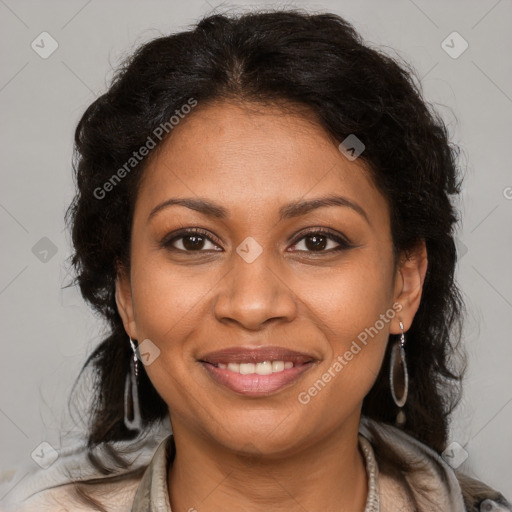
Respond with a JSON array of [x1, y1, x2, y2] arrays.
[[116, 101, 428, 512]]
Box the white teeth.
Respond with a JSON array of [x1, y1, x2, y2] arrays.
[[255, 361, 273, 375], [239, 363, 255, 375], [218, 360, 294, 374], [272, 361, 284, 372]]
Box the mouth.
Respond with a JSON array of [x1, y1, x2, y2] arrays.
[[199, 346, 317, 396]]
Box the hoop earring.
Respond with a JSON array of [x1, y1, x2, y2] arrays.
[[389, 321, 408, 426], [124, 337, 142, 432]]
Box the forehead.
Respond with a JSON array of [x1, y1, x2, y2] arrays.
[[135, 101, 388, 224]]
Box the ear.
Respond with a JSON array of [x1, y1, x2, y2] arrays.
[[115, 263, 138, 339], [390, 240, 428, 334]]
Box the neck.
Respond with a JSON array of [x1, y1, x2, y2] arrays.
[[168, 415, 368, 512]]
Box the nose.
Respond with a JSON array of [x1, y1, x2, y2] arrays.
[[212, 248, 298, 331]]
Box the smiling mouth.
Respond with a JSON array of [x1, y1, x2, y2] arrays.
[[200, 361, 315, 396], [209, 360, 304, 374], [199, 346, 316, 396]]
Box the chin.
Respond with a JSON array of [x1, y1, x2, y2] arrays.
[[205, 411, 316, 458]]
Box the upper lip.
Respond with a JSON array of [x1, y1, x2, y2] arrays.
[[199, 346, 316, 365]]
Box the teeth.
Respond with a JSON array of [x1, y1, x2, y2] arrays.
[[255, 361, 273, 375], [240, 363, 255, 375], [272, 361, 284, 372], [217, 360, 295, 374]]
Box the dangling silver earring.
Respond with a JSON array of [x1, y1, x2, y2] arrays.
[[124, 337, 142, 432], [389, 321, 408, 426]]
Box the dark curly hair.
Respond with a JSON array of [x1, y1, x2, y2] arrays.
[[65, 8, 465, 478]]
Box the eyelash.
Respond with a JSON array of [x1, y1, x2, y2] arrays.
[[160, 227, 353, 254]]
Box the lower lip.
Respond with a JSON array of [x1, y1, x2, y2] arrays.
[[201, 362, 314, 396]]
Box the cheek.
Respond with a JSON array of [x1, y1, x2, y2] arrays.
[[297, 252, 395, 399], [128, 249, 224, 406], [128, 259, 203, 415], [303, 251, 395, 338], [130, 252, 215, 342]]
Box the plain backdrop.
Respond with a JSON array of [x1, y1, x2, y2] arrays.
[[1, 0, 511, 498]]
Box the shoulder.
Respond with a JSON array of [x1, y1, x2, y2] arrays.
[[8, 475, 142, 512], [359, 417, 511, 512], [0, 429, 170, 512], [456, 472, 512, 512]]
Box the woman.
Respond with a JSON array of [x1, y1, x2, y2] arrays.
[[5, 9, 511, 512]]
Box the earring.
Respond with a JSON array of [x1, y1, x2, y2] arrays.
[[389, 321, 408, 426], [124, 337, 142, 432]]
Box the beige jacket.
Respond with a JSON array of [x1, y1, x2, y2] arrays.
[[2, 418, 510, 511]]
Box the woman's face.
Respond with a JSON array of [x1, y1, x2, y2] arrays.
[[116, 101, 426, 455]]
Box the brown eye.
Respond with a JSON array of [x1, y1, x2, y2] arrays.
[[303, 234, 328, 251], [162, 229, 222, 252], [181, 234, 207, 251], [289, 229, 352, 253]]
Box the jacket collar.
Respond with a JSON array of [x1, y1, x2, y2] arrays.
[[359, 417, 466, 511], [131, 434, 175, 511], [131, 417, 468, 511]]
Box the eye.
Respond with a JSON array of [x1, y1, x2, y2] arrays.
[[288, 228, 352, 253], [161, 227, 353, 254], [162, 228, 222, 252]]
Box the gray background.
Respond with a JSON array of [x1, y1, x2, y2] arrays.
[[1, 0, 511, 498]]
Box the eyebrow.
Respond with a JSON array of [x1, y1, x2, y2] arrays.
[[147, 194, 370, 224]]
